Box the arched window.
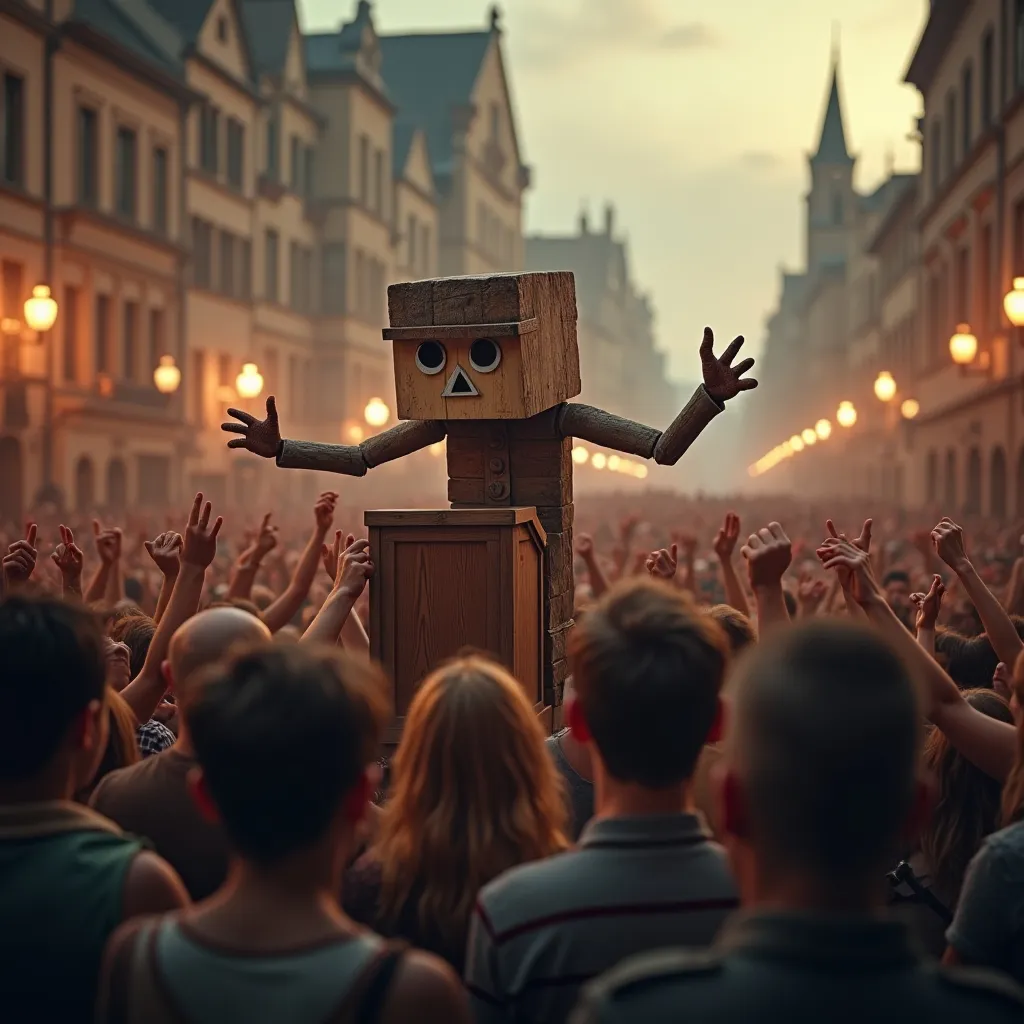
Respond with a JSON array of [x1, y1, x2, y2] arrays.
[[965, 447, 982, 515], [944, 449, 957, 510], [991, 447, 1008, 521], [106, 458, 127, 512], [75, 457, 95, 513]]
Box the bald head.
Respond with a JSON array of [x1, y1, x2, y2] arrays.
[[169, 608, 270, 699], [728, 620, 921, 879]]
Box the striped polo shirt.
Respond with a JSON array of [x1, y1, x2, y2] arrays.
[[464, 812, 738, 1024]]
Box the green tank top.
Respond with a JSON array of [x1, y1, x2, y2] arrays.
[[0, 801, 143, 1021]]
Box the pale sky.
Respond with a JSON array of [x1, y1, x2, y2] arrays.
[[300, 0, 928, 382]]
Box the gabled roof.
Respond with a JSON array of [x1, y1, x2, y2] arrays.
[[392, 122, 416, 177], [811, 61, 853, 166], [239, 0, 296, 77], [378, 31, 492, 176], [145, 0, 255, 81], [75, 0, 184, 75], [304, 0, 388, 101]]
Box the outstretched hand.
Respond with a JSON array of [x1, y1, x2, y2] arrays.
[[222, 396, 282, 459], [699, 327, 757, 404]]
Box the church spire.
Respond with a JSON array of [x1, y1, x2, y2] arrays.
[[811, 44, 853, 166]]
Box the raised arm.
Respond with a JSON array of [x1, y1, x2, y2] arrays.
[[556, 327, 756, 464], [222, 396, 445, 475]]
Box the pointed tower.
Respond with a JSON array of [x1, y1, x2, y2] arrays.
[[806, 44, 856, 276]]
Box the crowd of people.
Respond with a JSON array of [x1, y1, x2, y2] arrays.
[[5, 483, 1024, 1021]]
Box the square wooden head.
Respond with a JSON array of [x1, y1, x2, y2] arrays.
[[384, 271, 581, 421]]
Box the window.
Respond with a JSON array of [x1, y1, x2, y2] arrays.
[[2, 73, 24, 186], [373, 148, 383, 214], [407, 214, 417, 269], [290, 135, 301, 191], [189, 349, 205, 425], [264, 229, 279, 303], [982, 29, 994, 128], [290, 242, 301, 311], [962, 63, 973, 157], [200, 103, 219, 175], [322, 243, 346, 314], [359, 134, 369, 204], [1017, 0, 1024, 89], [240, 240, 252, 300], [216, 15, 228, 42], [979, 221, 992, 335], [266, 118, 279, 180], [123, 300, 137, 380], [95, 294, 110, 374], [115, 126, 137, 220], [152, 146, 168, 234], [944, 90, 956, 177], [955, 246, 970, 324], [226, 118, 244, 190], [148, 307, 164, 372], [930, 119, 942, 194], [78, 108, 98, 205], [219, 230, 235, 296], [304, 145, 314, 197], [192, 217, 212, 289], [355, 249, 365, 317], [62, 286, 78, 383]]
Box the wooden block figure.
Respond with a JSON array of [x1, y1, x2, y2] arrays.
[[223, 271, 756, 713]]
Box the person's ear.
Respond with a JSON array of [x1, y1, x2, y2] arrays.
[[161, 660, 174, 693], [717, 763, 750, 845], [342, 769, 375, 825], [565, 694, 591, 743], [187, 766, 220, 824], [705, 696, 726, 745]]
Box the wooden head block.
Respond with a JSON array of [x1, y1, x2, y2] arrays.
[[386, 272, 582, 421]]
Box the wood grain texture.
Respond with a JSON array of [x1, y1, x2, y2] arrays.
[[382, 319, 539, 341], [387, 280, 433, 328], [432, 277, 484, 325], [652, 385, 723, 465], [537, 503, 574, 534], [277, 440, 368, 476], [360, 420, 446, 468], [545, 530, 574, 598], [557, 403, 660, 458]]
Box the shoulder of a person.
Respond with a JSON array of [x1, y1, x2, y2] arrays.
[[122, 850, 189, 919], [383, 948, 470, 1024], [937, 964, 1024, 1012], [983, 821, 1024, 857], [476, 845, 580, 917], [581, 948, 725, 1006]]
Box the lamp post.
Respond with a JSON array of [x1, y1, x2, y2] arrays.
[[235, 362, 264, 400], [24, 285, 59, 505], [153, 355, 182, 395], [949, 324, 986, 375]]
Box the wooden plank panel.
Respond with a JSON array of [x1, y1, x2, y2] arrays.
[[382, 319, 538, 340], [432, 277, 483, 325], [387, 281, 434, 328]]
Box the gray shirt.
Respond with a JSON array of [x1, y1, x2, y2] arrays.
[[545, 730, 594, 841], [948, 820, 1024, 983], [571, 911, 1024, 1024], [465, 812, 737, 1024]]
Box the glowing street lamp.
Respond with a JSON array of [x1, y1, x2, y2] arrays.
[[815, 418, 832, 440], [364, 396, 390, 427], [1005, 279, 1024, 327], [571, 445, 589, 465], [949, 324, 978, 366], [24, 284, 58, 332], [900, 398, 920, 420], [591, 453, 607, 470], [153, 355, 181, 394], [801, 428, 817, 446], [235, 362, 264, 399], [789, 434, 805, 453], [873, 371, 897, 403], [836, 401, 857, 428]]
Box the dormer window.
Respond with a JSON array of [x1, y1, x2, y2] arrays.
[[217, 16, 228, 43]]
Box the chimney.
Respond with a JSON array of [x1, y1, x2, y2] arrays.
[[604, 203, 614, 236]]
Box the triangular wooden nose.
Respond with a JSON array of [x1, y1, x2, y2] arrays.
[[442, 365, 479, 397]]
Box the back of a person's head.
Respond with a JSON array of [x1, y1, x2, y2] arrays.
[[730, 620, 921, 879], [168, 606, 270, 699], [78, 687, 141, 800], [707, 604, 756, 657], [108, 614, 155, 680], [923, 688, 1012, 901], [568, 578, 727, 788], [378, 655, 568, 950], [186, 644, 388, 865], [0, 596, 106, 782]]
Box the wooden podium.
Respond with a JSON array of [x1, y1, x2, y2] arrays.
[[365, 508, 548, 745]]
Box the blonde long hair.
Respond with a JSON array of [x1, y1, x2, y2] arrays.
[[376, 656, 569, 953]]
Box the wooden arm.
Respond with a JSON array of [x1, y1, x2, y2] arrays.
[[277, 420, 446, 475], [557, 386, 722, 466]]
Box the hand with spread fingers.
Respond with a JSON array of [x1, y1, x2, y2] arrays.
[[51, 524, 84, 594], [181, 493, 224, 569], [699, 326, 758, 404], [222, 396, 283, 459], [741, 522, 792, 590]]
